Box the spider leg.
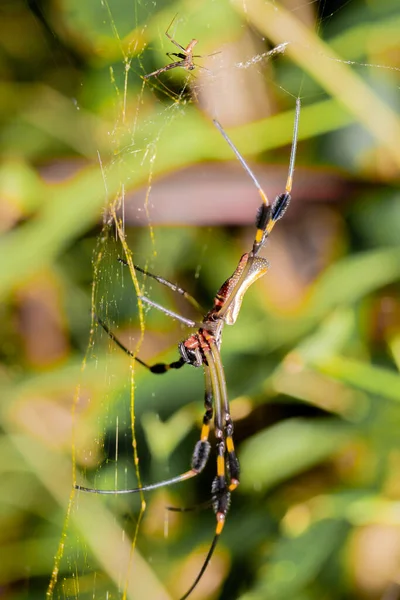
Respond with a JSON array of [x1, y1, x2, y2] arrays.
[[118, 260, 204, 314], [164, 13, 187, 53], [94, 314, 185, 374], [191, 51, 221, 60], [213, 118, 270, 256], [285, 97, 301, 195], [165, 12, 179, 35], [75, 363, 214, 495], [192, 63, 211, 73], [165, 497, 213, 513], [166, 51, 187, 60], [167, 358, 233, 517], [213, 118, 270, 208], [213, 99, 301, 256], [144, 60, 185, 79], [139, 295, 198, 328], [179, 454, 233, 600], [166, 37, 187, 52], [179, 340, 234, 600], [251, 99, 300, 253], [75, 470, 197, 495], [179, 534, 220, 600], [211, 342, 240, 491]]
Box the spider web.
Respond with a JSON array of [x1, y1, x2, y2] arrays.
[[45, 0, 400, 599]]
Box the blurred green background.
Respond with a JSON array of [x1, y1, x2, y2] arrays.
[[1, 0, 400, 599]]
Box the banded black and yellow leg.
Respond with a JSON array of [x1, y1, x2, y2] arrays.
[[252, 192, 291, 255], [178, 343, 231, 599], [204, 338, 231, 522], [252, 98, 301, 255], [157, 367, 215, 514], [95, 314, 186, 374], [212, 439, 230, 532], [74, 460, 202, 494], [209, 340, 240, 492], [75, 366, 213, 496], [252, 203, 272, 256], [179, 438, 230, 600], [189, 366, 213, 476], [213, 99, 300, 258], [225, 417, 240, 492], [75, 438, 211, 495], [75, 435, 211, 495]]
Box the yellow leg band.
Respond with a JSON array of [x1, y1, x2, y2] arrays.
[[226, 436, 234, 453], [259, 189, 269, 205], [201, 424, 210, 441], [217, 455, 225, 476], [255, 228, 264, 243], [216, 519, 225, 535]]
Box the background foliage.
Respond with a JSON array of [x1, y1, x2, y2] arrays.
[[1, 0, 400, 599]]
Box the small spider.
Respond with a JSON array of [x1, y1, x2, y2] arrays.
[[144, 15, 205, 80]]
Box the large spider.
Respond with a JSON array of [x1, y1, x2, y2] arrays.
[[75, 99, 300, 599]]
